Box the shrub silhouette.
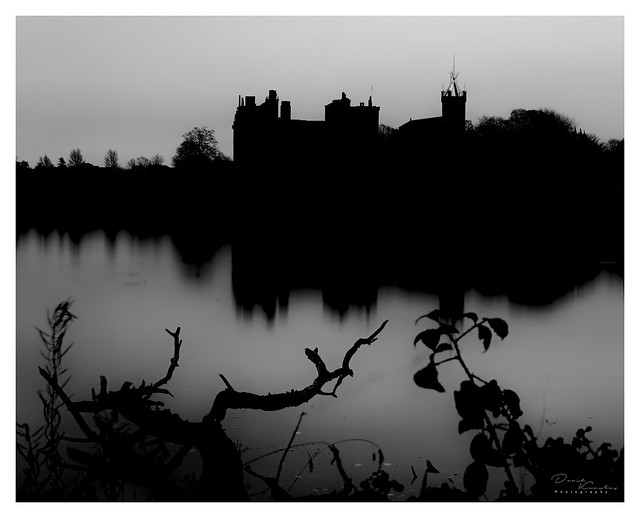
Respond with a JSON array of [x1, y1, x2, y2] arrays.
[[17, 300, 76, 501], [412, 309, 623, 501], [17, 301, 391, 501]]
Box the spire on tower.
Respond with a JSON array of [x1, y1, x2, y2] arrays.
[[445, 54, 462, 97]]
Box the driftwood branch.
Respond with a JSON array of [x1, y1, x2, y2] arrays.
[[208, 320, 389, 421], [36, 319, 389, 501], [219, 374, 235, 391], [152, 327, 182, 390]]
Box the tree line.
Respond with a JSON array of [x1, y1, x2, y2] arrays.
[[17, 126, 229, 173], [16, 108, 624, 316]]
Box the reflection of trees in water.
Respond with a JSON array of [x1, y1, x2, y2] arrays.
[[16, 108, 623, 318]]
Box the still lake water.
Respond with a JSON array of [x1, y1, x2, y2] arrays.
[[16, 231, 623, 499]]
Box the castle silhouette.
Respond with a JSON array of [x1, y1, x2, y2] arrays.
[[232, 69, 467, 165]]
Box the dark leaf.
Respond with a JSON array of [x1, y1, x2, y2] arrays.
[[413, 362, 445, 392], [585, 426, 592, 433], [477, 325, 492, 351], [464, 312, 478, 323], [415, 309, 442, 325], [153, 388, 174, 397], [463, 461, 488, 497], [470, 434, 492, 462], [414, 329, 441, 351], [502, 389, 522, 419], [468, 434, 504, 468], [458, 417, 484, 434], [426, 460, 439, 473], [61, 342, 74, 357], [454, 381, 484, 420], [487, 318, 509, 339], [435, 343, 453, 353], [502, 421, 521, 455], [479, 380, 502, 417]]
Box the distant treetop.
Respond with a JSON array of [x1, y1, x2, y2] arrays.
[[172, 126, 227, 168]]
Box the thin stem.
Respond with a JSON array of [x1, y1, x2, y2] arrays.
[[434, 356, 458, 367], [450, 319, 519, 494], [453, 319, 487, 344], [483, 413, 518, 490], [451, 337, 474, 381], [276, 412, 306, 484]]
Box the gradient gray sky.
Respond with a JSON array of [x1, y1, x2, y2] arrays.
[[17, 16, 622, 166]]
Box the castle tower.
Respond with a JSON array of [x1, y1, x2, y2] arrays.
[[441, 59, 467, 134]]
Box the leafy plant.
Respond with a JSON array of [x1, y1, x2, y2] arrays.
[[17, 299, 77, 500], [413, 309, 623, 501]]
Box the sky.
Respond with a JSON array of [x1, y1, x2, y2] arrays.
[[16, 16, 623, 167]]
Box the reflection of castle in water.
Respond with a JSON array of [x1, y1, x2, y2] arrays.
[[232, 68, 467, 164]]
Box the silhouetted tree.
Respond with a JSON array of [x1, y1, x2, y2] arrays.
[[104, 149, 119, 169], [136, 156, 151, 168], [36, 155, 54, 169], [150, 154, 164, 166], [16, 160, 30, 172], [126, 158, 137, 170], [172, 126, 223, 168], [604, 138, 623, 153], [68, 149, 84, 168], [57, 157, 66, 169]]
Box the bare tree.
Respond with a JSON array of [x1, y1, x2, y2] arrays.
[[135, 156, 151, 168], [150, 154, 164, 166], [68, 149, 84, 167], [104, 149, 119, 169]]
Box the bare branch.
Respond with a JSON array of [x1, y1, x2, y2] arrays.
[[38, 367, 98, 441], [207, 320, 389, 421], [276, 412, 305, 483], [151, 328, 182, 391], [219, 374, 235, 391]]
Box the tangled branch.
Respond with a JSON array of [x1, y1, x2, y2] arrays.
[[207, 320, 389, 421]]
